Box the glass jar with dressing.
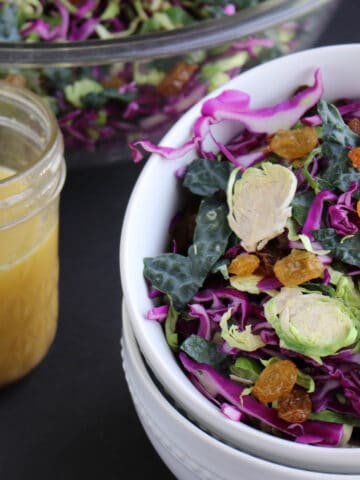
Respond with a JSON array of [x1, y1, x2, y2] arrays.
[[0, 81, 66, 386]]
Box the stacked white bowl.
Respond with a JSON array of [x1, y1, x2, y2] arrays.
[[120, 45, 360, 479], [121, 301, 360, 480]]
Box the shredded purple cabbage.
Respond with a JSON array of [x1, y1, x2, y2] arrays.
[[302, 190, 337, 237], [131, 70, 323, 162], [145, 305, 169, 322], [221, 402, 243, 421], [328, 182, 359, 235], [180, 353, 344, 445]]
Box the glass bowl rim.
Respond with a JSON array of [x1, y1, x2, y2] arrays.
[[0, 0, 337, 66]]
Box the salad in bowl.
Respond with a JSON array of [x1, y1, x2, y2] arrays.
[[133, 65, 360, 447], [120, 45, 360, 473]]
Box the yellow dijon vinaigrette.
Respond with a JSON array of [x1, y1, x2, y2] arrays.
[[0, 82, 65, 386]]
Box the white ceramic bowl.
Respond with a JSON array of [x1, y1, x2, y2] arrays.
[[120, 44, 360, 474], [121, 301, 360, 480]]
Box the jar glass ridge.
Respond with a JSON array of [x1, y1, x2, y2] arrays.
[[0, 81, 66, 386]]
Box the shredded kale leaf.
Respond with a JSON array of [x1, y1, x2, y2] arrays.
[[317, 100, 360, 197], [183, 158, 234, 197], [312, 228, 360, 268], [180, 335, 226, 366], [188, 198, 232, 280], [43, 67, 74, 90], [82, 90, 135, 109], [144, 198, 231, 310], [144, 254, 198, 312]]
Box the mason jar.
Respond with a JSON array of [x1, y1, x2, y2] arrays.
[[0, 81, 66, 386]]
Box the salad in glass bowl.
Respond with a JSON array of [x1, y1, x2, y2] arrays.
[[0, 0, 338, 166], [134, 66, 360, 448]]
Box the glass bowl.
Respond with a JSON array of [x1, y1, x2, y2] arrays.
[[0, 0, 339, 167]]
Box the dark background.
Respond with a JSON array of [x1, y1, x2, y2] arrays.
[[0, 2, 359, 479]]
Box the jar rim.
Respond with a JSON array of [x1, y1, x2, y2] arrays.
[[0, 80, 62, 188], [0, 81, 65, 229]]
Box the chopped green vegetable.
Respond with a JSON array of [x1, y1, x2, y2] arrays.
[[312, 228, 360, 268], [302, 147, 321, 193], [291, 190, 315, 226], [309, 410, 360, 427], [220, 309, 265, 351], [302, 282, 336, 297], [229, 274, 262, 294], [144, 198, 231, 310], [183, 159, 234, 197], [165, 305, 179, 351], [227, 163, 297, 252], [265, 287, 358, 362], [188, 198, 232, 280], [230, 357, 263, 383], [65, 79, 103, 108], [318, 100, 360, 197], [82, 90, 135, 109], [180, 335, 226, 366], [211, 258, 230, 279], [144, 254, 197, 312], [296, 369, 315, 393], [335, 275, 360, 323]]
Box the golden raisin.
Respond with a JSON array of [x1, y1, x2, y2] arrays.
[[277, 386, 312, 423], [101, 76, 124, 89], [349, 147, 360, 169], [357, 200, 360, 219], [348, 118, 360, 136], [252, 360, 298, 404], [228, 254, 260, 276], [4, 73, 26, 88], [157, 62, 198, 97], [269, 127, 318, 160], [273, 250, 324, 287]]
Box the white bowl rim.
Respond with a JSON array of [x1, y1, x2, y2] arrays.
[[122, 300, 360, 480], [120, 43, 360, 472]]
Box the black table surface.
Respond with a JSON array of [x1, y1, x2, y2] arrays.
[[1, 3, 360, 479]]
